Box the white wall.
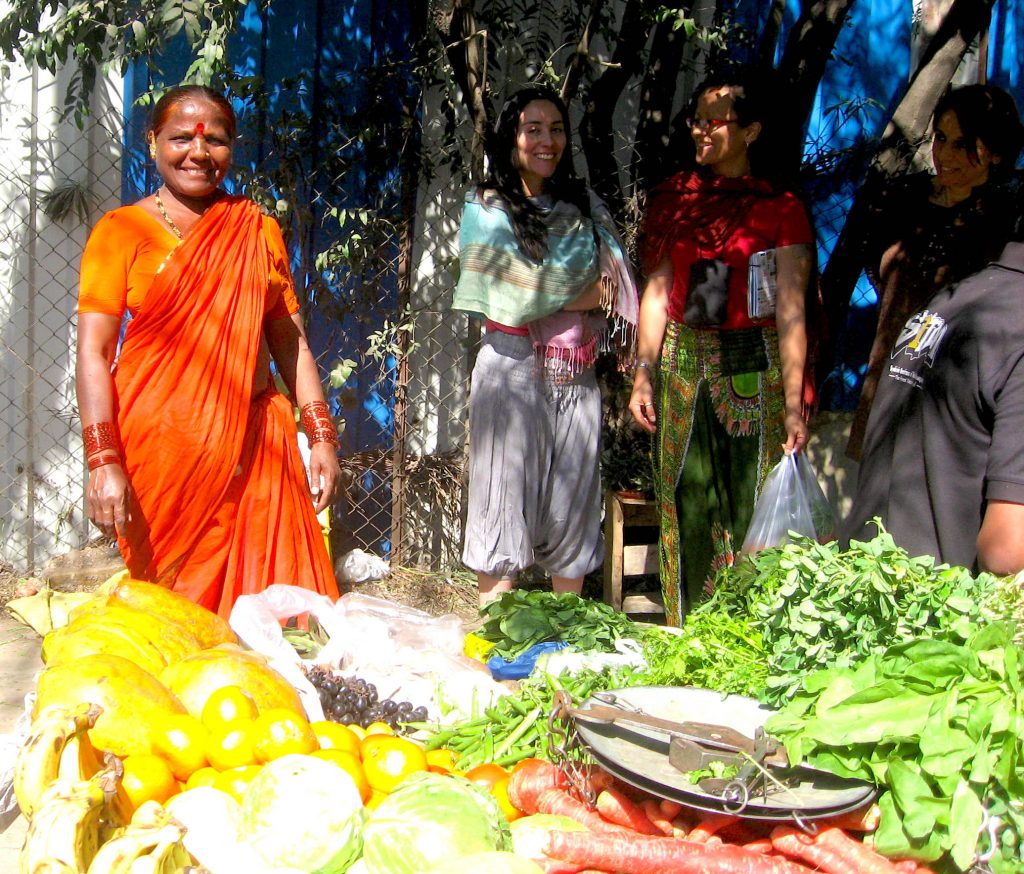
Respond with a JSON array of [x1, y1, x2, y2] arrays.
[[0, 60, 123, 572]]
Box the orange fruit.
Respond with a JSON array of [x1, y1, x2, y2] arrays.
[[213, 765, 263, 802], [311, 721, 360, 756], [201, 685, 259, 730], [463, 762, 508, 791], [312, 749, 372, 803], [120, 754, 178, 810], [252, 708, 318, 763], [184, 766, 220, 790], [152, 714, 210, 781], [364, 721, 394, 736], [360, 735, 428, 793], [205, 722, 258, 770], [492, 775, 523, 821], [425, 748, 458, 774]]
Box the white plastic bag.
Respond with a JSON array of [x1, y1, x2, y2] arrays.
[[741, 451, 835, 554], [228, 585, 345, 721], [0, 691, 35, 828], [336, 548, 390, 584]]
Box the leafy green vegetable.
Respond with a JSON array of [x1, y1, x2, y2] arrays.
[[709, 526, 1021, 706], [765, 622, 1024, 871], [634, 587, 769, 698], [476, 590, 640, 660], [361, 772, 510, 874]]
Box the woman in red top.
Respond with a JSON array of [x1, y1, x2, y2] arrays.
[[76, 85, 341, 617], [628, 69, 813, 625]]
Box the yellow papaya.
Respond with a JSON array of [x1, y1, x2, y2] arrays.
[[159, 648, 304, 720], [34, 653, 187, 758], [42, 621, 168, 676], [106, 579, 237, 649], [63, 602, 202, 665]]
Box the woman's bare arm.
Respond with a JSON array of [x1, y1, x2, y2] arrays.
[[774, 244, 812, 453], [627, 258, 672, 433], [76, 312, 131, 537], [264, 313, 342, 513]]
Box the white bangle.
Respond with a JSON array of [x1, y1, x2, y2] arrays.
[[635, 360, 653, 374]]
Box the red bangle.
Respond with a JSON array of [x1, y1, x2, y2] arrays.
[[83, 422, 120, 458], [300, 401, 339, 447], [87, 454, 122, 472]]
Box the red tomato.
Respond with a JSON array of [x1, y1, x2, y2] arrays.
[[463, 762, 509, 791]]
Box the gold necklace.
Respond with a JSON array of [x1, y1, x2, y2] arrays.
[[154, 190, 184, 240]]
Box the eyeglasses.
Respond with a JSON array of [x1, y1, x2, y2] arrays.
[[687, 117, 739, 133]]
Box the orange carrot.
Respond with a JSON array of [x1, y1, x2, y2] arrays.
[[595, 788, 663, 835], [820, 803, 882, 833], [659, 799, 684, 819], [688, 812, 739, 843], [743, 839, 775, 855], [641, 798, 676, 836], [536, 788, 634, 834], [508, 759, 568, 815], [771, 825, 903, 874], [771, 825, 857, 874], [892, 862, 918, 873], [546, 830, 818, 874], [812, 826, 904, 874]]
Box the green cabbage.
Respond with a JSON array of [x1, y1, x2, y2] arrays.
[[360, 772, 511, 874], [238, 754, 365, 873]]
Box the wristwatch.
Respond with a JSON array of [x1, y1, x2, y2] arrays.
[[635, 360, 653, 375]]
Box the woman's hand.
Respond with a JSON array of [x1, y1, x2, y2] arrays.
[[629, 371, 658, 433], [86, 463, 132, 539], [308, 441, 342, 514], [782, 410, 809, 454]]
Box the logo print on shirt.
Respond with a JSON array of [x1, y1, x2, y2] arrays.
[[892, 310, 947, 366]]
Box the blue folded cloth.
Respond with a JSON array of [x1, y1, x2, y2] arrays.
[[487, 641, 570, 680]]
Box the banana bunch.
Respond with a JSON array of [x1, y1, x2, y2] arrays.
[[20, 776, 109, 874], [14, 703, 107, 820], [86, 801, 191, 874]]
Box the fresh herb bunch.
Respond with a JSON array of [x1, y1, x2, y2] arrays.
[[476, 590, 641, 661], [635, 588, 769, 698], [714, 526, 1018, 706], [765, 622, 1024, 872]]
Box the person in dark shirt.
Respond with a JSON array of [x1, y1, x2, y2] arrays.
[[842, 191, 1024, 574], [846, 85, 1023, 460]]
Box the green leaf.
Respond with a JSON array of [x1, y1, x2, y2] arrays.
[[948, 780, 985, 870]]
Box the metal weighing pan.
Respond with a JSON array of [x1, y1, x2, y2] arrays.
[[573, 685, 876, 821]]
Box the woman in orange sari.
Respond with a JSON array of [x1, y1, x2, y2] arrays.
[[76, 85, 340, 617]]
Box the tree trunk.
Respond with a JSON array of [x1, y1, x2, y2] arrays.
[[578, 0, 654, 219], [436, 0, 489, 179], [817, 0, 996, 370], [774, 0, 857, 180], [561, 0, 607, 105]]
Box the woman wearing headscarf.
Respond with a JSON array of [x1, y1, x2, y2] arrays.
[[454, 84, 639, 606]]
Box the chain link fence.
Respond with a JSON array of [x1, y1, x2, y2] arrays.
[[0, 67, 125, 574]]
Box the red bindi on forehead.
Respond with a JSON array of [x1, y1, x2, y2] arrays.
[[194, 122, 205, 136]]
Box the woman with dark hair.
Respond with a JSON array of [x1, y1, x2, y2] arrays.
[[454, 84, 638, 606], [628, 69, 814, 625], [76, 84, 340, 616], [846, 83, 1024, 459]]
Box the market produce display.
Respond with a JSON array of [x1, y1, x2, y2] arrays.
[[6, 532, 1023, 874]]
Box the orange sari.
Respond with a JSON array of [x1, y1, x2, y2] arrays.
[[112, 196, 338, 616]]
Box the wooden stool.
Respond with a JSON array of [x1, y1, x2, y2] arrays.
[[603, 491, 664, 617]]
